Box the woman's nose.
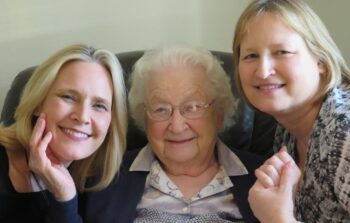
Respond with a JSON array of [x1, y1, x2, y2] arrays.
[[71, 104, 91, 124], [255, 57, 276, 79], [168, 109, 188, 133]]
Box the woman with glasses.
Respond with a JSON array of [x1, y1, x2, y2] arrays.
[[83, 45, 263, 223]]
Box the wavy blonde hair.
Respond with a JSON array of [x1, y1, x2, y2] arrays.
[[0, 44, 127, 192]]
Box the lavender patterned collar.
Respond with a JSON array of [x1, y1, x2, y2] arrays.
[[129, 138, 248, 177]]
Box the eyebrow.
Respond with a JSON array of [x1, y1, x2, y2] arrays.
[[241, 43, 294, 51], [240, 47, 256, 53], [56, 88, 112, 105], [148, 91, 207, 103]]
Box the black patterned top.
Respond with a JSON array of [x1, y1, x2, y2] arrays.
[[273, 83, 350, 222]]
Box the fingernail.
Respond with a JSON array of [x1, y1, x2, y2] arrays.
[[279, 146, 287, 152]]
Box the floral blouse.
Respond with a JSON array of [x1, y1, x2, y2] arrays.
[[273, 83, 350, 222]]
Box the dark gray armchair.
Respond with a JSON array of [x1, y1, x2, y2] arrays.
[[0, 50, 276, 157]]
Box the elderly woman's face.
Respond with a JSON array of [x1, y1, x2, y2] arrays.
[[144, 65, 223, 167]]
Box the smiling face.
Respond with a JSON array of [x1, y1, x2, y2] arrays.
[[238, 13, 325, 116], [144, 65, 223, 170], [38, 61, 113, 164]]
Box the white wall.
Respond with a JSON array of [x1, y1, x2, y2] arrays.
[[1, 0, 349, 112], [0, 0, 247, 111], [305, 0, 350, 64]]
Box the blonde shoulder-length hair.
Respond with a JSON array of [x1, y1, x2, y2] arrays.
[[0, 44, 128, 192], [233, 0, 350, 103]]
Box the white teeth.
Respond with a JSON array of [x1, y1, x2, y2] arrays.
[[62, 128, 89, 139], [258, 85, 282, 90]]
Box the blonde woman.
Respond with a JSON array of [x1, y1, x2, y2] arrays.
[[0, 44, 127, 222], [233, 0, 350, 222]]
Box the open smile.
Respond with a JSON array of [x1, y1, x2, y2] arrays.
[[60, 127, 92, 140], [255, 84, 285, 90]]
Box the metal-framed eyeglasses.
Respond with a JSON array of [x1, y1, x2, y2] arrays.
[[144, 100, 215, 121]]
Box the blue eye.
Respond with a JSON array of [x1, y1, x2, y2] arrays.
[[242, 53, 258, 60], [276, 50, 291, 55], [94, 103, 109, 112], [60, 94, 75, 102]]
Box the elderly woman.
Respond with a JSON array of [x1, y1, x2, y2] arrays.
[[83, 45, 263, 223]]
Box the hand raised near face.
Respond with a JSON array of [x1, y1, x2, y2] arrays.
[[248, 160, 302, 223], [28, 113, 76, 201]]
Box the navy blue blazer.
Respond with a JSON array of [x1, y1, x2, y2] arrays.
[[81, 148, 263, 223]]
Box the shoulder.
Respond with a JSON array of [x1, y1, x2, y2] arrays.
[[217, 140, 264, 174], [112, 148, 147, 184], [85, 148, 142, 188], [231, 147, 265, 173], [0, 144, 8, 169], [323, 84, 350, 120], [81, 149, 147, 222], [227, 148, 261, 223], [317, 84, 350, 139], [0, 145, 12, 193], [120, 148, 142, 169], [0, 144, 7, 162]]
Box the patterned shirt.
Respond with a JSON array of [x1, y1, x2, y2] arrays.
[[130, 139, 248, 222], [273, 83, 350, 222]]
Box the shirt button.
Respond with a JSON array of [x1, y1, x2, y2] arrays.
[[182, 206, 188, 212]]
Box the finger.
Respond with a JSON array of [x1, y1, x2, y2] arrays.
[[255, 168, 276, 188], [264, 155, 285, 175], [280, 161, 301, 192], [29, 132, 52, 171], [29, 113, 46, 150], [253, 180, 266, 190], [279, 146, 287, 153], [276, 146, 294, 164], [258, 164, 281, 186], [37, 131, 53, 156]]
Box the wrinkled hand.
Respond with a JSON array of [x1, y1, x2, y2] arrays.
[[28, 113, 76, 201], [248, 148, 302, 223]]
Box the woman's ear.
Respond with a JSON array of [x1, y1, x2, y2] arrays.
[[318, 60, 326, 75], [33, 105, 42, 116], [215, 110, 225, 129]]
